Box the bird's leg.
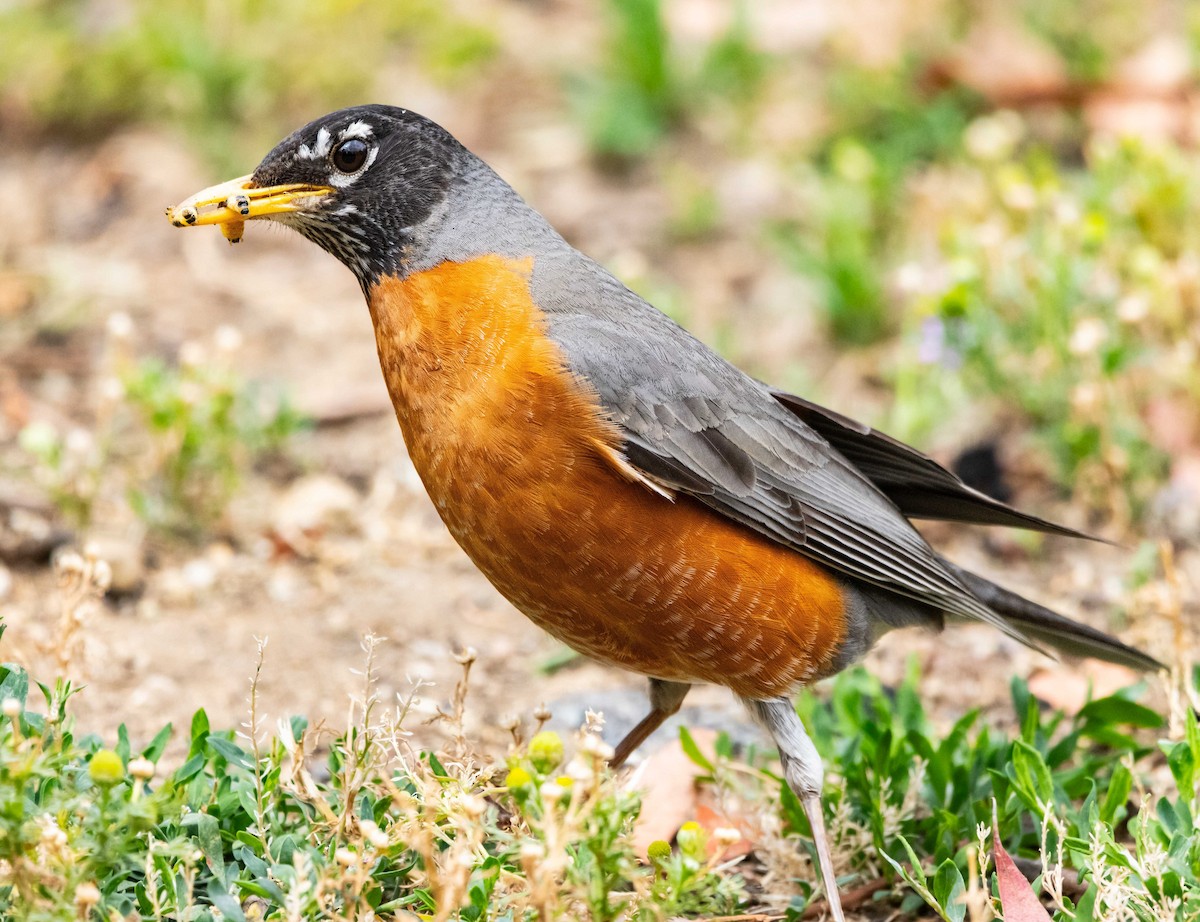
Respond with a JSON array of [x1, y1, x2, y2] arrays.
[[610, 678, 691, 767], [745, 697, 845, 922]]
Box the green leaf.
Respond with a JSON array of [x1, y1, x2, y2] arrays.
[[714, 730, 735, 760], [186, 812, 227, 887], [678, 725, 715, 773], [1156, 797, 1182, 835], [289, 714, 308, 741], [1075, 883, 1099, 917], [1078, 696, 1164, 730], [206, 879, 245, 922], [208, 736, 253, 769], [1100, 761, 1133, 825], [1011, 677, 1034, 738], [0, 663, 29, 707], [236, 878, 285, 903], [1011, 740, 1054, 806], [174, 752, 208, 783], [142, 723, 173, 762], [190, 709, 211, 753], [1166, 741, 1196, 797], [778, 779, 810, 837], [933, 859, 966, 922]]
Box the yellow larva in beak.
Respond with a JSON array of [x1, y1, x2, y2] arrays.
[[166, 174, 331, 243]]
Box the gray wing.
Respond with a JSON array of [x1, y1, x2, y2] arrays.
[[538, 281, 1024, 637], [770, 391, 1098, 539]]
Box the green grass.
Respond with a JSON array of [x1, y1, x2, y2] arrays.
[[887, 133, 1197, 522], [570, 0, 768, 161], [1, 613, 1192, 921], [17, 324, 306, 538], [0, 0, 496, 170]]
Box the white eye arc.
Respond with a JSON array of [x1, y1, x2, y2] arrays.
[[332, 138, 370, 173], [328, 141, 378, 188]]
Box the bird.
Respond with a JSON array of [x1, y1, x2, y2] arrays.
[[167, 104, 1161, 920]]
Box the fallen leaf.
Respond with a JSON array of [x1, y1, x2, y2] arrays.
[[993, 829, 1052, 922], [628, 730, 716, 858], [1115, 35, 1192, 95], [947, 17, 1069, 105], [694, 798, 754, 860], [1028, 660, 1140, 715]]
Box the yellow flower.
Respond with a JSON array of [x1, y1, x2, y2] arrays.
[[88, 750, 125, 786], [528, 731, 565, 773]]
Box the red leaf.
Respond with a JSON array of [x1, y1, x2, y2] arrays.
[[993, 832, 1052, 922]]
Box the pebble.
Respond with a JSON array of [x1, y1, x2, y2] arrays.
[[273, 473, 361, 556], [85, 532, 146, 595]]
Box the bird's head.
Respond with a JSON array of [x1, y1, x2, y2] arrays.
[[167, 105, 468, 289]]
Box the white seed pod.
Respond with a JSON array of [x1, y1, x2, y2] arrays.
[[74, 882, 101, 907], [360, 819, 389, 849], [106, 312, 134, 340]]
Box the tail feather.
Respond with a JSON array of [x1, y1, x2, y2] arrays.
[[945, 561, 1164, 673]]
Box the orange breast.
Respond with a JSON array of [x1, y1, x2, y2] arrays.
[[368, 255, 847, 698]]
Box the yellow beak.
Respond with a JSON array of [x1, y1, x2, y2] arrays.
[[165, 174, 332, 243]]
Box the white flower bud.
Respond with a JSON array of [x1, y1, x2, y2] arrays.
[[74, 882, 101, 906], [214, 325, 244, 354], [360, 819, 388, 848], [579, 733, 615, 761], [106, 312, 134, 340], [1069, 317, 1107, 356]]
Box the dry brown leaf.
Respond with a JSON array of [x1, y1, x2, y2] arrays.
[[629, 730, 716, 857], [1084, 92, 1190, 144], [1028, 660, 1140, 715], [694, 799, 755, 860], [948, 18, 1069, 105]]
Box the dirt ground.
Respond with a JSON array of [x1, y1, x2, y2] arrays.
[[0, 121, 1192, 773]]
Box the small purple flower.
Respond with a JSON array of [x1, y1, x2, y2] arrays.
[[917, 316, 962, 369]]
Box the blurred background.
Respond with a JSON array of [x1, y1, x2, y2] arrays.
[[0, 0, 1197, 750]]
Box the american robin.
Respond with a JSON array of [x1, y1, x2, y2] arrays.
[[168, 105, 1160, 919]]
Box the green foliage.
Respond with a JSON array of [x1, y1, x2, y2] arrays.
[[118, 356, 305, 535], [18, 333, 306, 537], [890, 132, 1195, 519], [0, 0, 496, 169], [769, 139, 894, 345], [0, 639, 1190, 920], [0, 650, 746, 921], [770, 68, 979, 345], [0, 661, 179, 920], [571, 0, 768, 160], [788, 663, 1196, 920]]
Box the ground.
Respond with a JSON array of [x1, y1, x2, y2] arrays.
[[0, 126, 1181, 776]]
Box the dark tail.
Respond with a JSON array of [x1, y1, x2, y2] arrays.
[[944, 561, 1164, 673]]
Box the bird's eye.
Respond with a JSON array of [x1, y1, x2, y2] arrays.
[[331, 138, 369, 174]]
